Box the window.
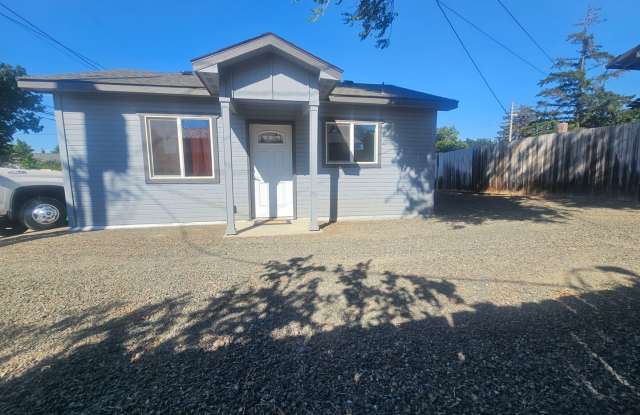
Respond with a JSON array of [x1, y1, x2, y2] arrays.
[[144, 115, 216, 181], [258, 132, 284, 144], [325, 121, 379, 165]]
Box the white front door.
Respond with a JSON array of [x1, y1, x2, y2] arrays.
[[250, 123, 294, 218]]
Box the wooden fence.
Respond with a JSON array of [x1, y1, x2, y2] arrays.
[[437, 122, 640, 200]]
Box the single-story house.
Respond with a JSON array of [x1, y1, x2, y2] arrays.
[[18, 33, 457, 234]]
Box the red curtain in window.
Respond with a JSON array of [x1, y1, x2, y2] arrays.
[[186, 138, 212, 176]]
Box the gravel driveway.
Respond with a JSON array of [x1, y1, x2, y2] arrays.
[[1, 192, 639, 414]]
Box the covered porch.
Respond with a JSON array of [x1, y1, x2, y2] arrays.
[[191, 33, 342, 235], [226, 100, 320, 235]]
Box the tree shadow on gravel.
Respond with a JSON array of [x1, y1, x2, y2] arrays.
[[435, 191, 571, 228], [1, 259, 639, 414]]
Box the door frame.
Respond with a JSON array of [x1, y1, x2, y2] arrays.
[[246, 120, 297, 220]]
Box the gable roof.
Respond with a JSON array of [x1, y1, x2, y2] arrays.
[[17, 70, 457, 109], [191, 32, 343, 81], [17, 34, 457, 110], [607, 44, 640, 70]]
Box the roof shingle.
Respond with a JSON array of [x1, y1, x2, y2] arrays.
[[20, 69, 204, 88]]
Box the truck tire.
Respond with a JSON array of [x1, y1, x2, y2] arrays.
[[20, 197, 67, 231]]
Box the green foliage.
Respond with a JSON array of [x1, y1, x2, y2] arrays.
[[536, 8, 638, 129], [4, 138, 61, 170], [436, 126, 468, 152], [10, 138, 37, 168], [436, 125, 459, 142], [436, 139, 467, 153], [0, 64, 45, 156], [33, 159, 62, 171], [464, 138, 495, 148], [307, 0, 396, 48], [520, 118, 557, 137], [496, 105, 555, 141]]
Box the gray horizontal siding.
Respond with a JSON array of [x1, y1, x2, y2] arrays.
[[58, 92, 436, 228], [58, 93, 227, 228], [296, 104, 437, 219]]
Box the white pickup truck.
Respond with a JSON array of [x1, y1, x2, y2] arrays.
[[0, 168, 67, 236]]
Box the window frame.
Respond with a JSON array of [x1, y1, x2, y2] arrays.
[[140, 114, 219, 184], [324, 120, 380, 166]]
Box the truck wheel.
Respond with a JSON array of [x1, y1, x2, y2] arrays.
[[21, 197, 66, 231], [0, 222, 27, 236]]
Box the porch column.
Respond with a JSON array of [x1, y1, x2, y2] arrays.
[[309, 103, 320, 231], [220, 97, 237, 235]]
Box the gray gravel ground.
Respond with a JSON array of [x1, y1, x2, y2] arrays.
[[1, 192, 639, 414]]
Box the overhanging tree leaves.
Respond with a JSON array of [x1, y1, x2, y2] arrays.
[[308, 0, 397, 48], [0, 64, 44, 157]]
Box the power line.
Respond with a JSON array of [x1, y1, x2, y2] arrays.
[[0, 9, 101, 71], [435, 0, 507, 113], [439, 1, 546, 75], [496, 0, 554, 63], [0, 2, 104, 70]]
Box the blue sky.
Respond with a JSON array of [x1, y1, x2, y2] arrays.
[[3, 0, 639, 151]]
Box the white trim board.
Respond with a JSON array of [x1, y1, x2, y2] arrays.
[[70, 220, 226, 232]]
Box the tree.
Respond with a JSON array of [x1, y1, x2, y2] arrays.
[[495, 105, 550, 141], [10, 138, 37, 168], [436, 125, 459, 142], [464, 138, 494, 148], [51, 145, 60, 154], [0, 64, 45, 157], [308, 0, 396, 48], [536, 8, 635, 129], [435, 125, 467, 152]]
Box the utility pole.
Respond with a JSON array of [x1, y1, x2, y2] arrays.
[[508, 101, 515, 143]]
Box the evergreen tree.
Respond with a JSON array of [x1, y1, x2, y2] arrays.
[[496, 105, 543, 142], [536, 8, 634, 129]]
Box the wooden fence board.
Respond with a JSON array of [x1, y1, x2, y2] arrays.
[[436, 122, 640, 200]]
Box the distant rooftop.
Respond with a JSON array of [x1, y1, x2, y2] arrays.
[[607, 44, 640, 70]]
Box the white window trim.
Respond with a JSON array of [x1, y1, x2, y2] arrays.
[[325, 120, 379, 165], [144, 114, 216, 180]]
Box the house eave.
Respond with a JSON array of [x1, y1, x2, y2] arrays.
[[327, 95, 458, 110], [607, 44, 640, 70], [17, 79, 211, 97]]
